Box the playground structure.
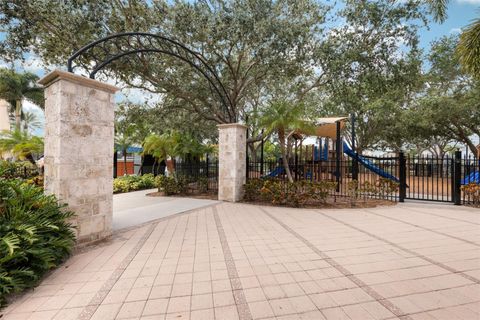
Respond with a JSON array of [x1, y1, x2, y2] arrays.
[[261, 117, 400, 189], [247, 116, 479, 204]]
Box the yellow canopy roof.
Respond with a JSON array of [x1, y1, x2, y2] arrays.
[[313, 117, 347, 139], [294, 117, 348, 139]]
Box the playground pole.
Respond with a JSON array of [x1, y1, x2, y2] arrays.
[[335, 121, 341, 192], [351, 114, 359, 181]]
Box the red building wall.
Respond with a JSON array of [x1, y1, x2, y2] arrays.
[[116, 161, 135, 176]]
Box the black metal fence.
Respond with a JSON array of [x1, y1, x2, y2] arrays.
[[247, 152, 480, 206], [175, 159, 219, 192], [247, 157, 400, 201]]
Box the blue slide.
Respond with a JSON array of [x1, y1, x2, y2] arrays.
[[266, 166, 285, 177], [343, 142, 400, 183], [461, 171, 480, 185]]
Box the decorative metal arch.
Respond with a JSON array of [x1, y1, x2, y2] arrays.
[[67, 32, 234, 122]]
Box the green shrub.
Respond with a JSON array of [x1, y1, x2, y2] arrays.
[[156, 174, 189, 195], [347, 179, 398, 206], [376, 178, 399, 197], [310, 180, 337, 203], [244, 179, 264, 201], [0, 161, 39, 180], [461, 182, 480, 207], [245, 179, 337, 207], [0, 177, 75, 306], [138, 174, 156, 189], [113, 178, 130, 193], [197, 176, 209, 193], [113, 174, 158, 194]]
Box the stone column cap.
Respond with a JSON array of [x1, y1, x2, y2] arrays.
[[38, 70, 119, 93], [217, 123, 248, 130]]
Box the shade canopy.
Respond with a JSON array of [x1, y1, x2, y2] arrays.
[[295, 117, 348, 139], [314, 117, 347, 139]]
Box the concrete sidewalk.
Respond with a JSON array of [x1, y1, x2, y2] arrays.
[[112, 189, 218, 230]]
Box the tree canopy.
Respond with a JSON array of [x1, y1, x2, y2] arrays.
[[0, 0, 475, 156]]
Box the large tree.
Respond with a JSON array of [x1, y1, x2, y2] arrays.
[[0, 0, 328, 124], [419, 35, 479, 155], [319, 0, 426, 153]]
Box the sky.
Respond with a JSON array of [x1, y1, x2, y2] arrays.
[[4, 0, 480, 144], [420, 0, 479, 48]]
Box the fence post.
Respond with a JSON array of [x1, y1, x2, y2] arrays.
[[113, 152, 117, 178], [399, 152, 406, 202], [294, 139, 298, 181], [260, 136, 264, 176], [205, 154, 209, 191], [246, 151, 249, 180], [453, 150, 462, 205]]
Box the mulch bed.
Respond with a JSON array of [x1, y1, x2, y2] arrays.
[[146, 191, 218, 200], [241, 198, 396, 209], [146, 191, 396, 209]]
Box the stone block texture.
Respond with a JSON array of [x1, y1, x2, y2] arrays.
[[217, 123, 247, 202], [39, 70, 118, 244]]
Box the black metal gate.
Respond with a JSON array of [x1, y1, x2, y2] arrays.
[[400, 151, 478, 205], [404, 154, 455, 202]]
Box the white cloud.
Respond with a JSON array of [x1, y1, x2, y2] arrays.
[[116, 87, 164, 105], [457, 0, 480, 4], [450, 27, 462, 34], [22, 54, 49, 75]]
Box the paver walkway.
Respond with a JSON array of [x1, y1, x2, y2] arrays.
[[113, 189, 218, 230], [2, 202, 479, 320]]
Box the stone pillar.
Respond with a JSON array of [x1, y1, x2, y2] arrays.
[[38, 70, 118, 245], [217, 123, 247, 202], [0, 99, 10, 131]]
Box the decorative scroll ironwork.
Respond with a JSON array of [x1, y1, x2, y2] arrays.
[[67, 32, 234, 122]]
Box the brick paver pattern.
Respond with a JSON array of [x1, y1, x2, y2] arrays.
[[1, 202, 479, 320]]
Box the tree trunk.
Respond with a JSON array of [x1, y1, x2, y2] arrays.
[[139, 157, 144, 175], [123, 150, 127, 176], [152, 158, 157, 176], [453, 124, 477, 155], [15, 100, 22, 131], [278, 130, 293, 183], [248, 142, 258, 163]]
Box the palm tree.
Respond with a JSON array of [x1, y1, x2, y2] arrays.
[[114, 123, 136, 176], [259, 100, 315, 183], [170, 132, 211, 161], [22, 111, 42, 134], [0, 130, 43, 163], [143, 133, 174, 174], [0, 69, 44, 131], [457, 17, 480, 78], [426, 0, 448, 23]]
